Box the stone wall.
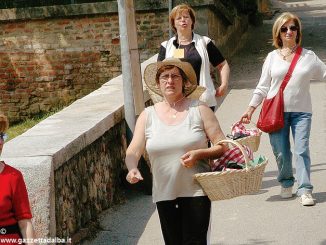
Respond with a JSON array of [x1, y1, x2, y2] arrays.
[[0, 0, 255, 123], [1, 63, 142, 241], [55, 122, 126, 239], [196, 8, 249, 58]]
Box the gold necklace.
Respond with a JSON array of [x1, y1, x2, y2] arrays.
[[279, 45, 298, 60], [165, 96, 185, 119]]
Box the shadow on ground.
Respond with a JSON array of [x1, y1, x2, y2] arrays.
[[81, 189, 156, 245], [211, 238, 276, 245], [228, 23, 274, 90]]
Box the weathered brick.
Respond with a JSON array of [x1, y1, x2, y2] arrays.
[[0, 3, 247, 127]]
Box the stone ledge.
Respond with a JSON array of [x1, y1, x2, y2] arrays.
[[1, 54, 155, 238], [2, 54, 155, 169], [0, 156, 55, 239], [0, 0, 225, 21]]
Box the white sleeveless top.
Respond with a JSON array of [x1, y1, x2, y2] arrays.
[[145, 100, 210, 203]]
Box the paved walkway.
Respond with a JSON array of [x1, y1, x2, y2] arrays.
[[81, 1, 326, 244]]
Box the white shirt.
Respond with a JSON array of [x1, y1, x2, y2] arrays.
[[249, 48, 326, 113]]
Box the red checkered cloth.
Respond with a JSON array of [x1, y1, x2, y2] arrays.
[[231, 121, 260, 136], [211, 144, 253, 171]]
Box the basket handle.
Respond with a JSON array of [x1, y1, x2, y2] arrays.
[[216, 139, 250, 170], [231, 120, 258, 133]]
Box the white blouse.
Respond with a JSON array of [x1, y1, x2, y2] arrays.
[[249, 48, 326, 113]]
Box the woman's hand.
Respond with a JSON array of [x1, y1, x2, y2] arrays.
[[216, 60, 230, 97], [180, 150, 199, 168], [215, 84, 227, 97], [240, 106, 256, 124], [126, 168, 143, 184]]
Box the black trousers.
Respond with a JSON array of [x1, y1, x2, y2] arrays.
[[156, 196, 211, 245]]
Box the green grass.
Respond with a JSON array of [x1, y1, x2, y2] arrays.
[[7, 110, 61, 141]]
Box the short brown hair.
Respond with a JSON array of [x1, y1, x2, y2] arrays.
[[272, 12, 302, 48], [0, 114, 9, 133], [169, 4, 196, 33]]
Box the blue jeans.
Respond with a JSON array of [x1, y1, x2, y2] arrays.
[[269, 112, 313, 196]]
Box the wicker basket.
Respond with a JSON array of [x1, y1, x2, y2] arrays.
[[235, 134, 261, 152], [231, 122, 262, 152], [194, 139, 268, 201]]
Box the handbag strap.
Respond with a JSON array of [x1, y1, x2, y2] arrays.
[[280, 46, 302, 90]]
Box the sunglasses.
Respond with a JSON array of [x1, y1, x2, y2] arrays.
[[280, 25, 298, 33]]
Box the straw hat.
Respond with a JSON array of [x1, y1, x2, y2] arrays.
[[144, 58, 205, 100]]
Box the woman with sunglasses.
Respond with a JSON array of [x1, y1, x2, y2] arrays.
[[241, 12, 326, 206], [0, 114, 36, 244]]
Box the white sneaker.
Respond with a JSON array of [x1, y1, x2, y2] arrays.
[[300, 193, 315, 206], [280, 186, 293, 199]]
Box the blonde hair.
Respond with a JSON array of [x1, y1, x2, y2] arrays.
[[169, 4, 196, 33], [272, 12, 302, 48], [0, 114, 9, 133]]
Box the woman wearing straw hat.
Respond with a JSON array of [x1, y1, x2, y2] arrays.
[[125, 58, 227, 244], [0, 114, 36, 244]]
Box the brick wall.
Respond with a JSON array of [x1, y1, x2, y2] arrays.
[[0, 8, 168, 122], [0, 0, 254, 123]]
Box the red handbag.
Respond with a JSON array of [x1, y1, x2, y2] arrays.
[[257, 47, 302, 133]]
